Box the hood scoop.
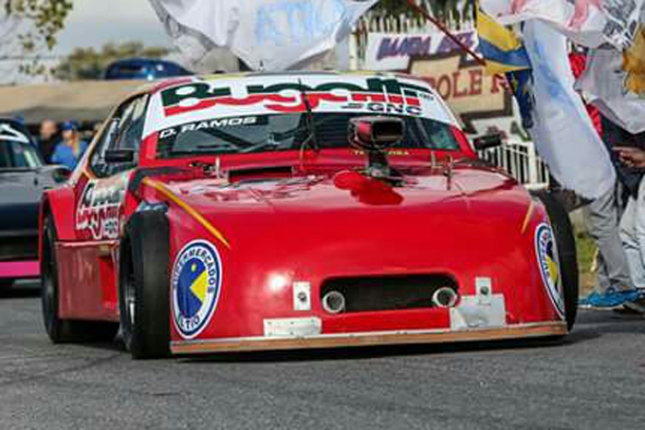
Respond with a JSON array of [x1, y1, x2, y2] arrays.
[[228, 165, 295, 183], [348, 116, 405, 183]]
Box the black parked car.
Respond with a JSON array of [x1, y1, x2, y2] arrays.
[[0, 119, 69, 288]]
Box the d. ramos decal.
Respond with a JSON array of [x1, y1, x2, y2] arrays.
[[172, 240, 223, 339], [159, 116, 259, 140], [535, 223, 565, 319]]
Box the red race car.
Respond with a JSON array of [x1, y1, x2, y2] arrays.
[[40, 72, 578, 359]]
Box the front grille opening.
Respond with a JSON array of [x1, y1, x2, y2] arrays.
[[320, 274, 459, 314]]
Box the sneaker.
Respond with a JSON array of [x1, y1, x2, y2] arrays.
[[623, 296, 645, 315], [579, 292, 600, 307], [582, 288, 642, 309]]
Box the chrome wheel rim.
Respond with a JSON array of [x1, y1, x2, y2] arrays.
[[124, 261, 136, 328]]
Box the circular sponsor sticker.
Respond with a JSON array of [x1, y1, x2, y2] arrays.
[[535, 223, 565, 319], [171, 240, 222, 339]]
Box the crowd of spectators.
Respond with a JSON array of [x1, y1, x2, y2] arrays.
[[35, 119, 92, 170]]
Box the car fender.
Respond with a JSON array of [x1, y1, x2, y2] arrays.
[[41, 187, 77, 242]]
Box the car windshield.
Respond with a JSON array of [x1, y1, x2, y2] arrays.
[[0, 140, 43, 169], [156, 113, 461, 158]]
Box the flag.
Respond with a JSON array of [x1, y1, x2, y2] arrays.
[[624, 27, 645, 95], [576, 46, 645, 134], [149, 0, 379, 71], [523, 19, 616, 199], [505, 68, 535, 130], [476, 6, 531, 75], [480, 0, 645, 50], [476, 5, 534, 128]]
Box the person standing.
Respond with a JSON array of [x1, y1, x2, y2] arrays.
[[51, 121, 88, 170], [613, 138, 645, 314], [570, 51, 639, 308], [38, 119, 60, 164], [579, 116, 644, 308]]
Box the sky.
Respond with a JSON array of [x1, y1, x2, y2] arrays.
[[53, 0, 172, 55]]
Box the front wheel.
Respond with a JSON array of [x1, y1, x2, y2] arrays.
[[41, 216, 118, 343], [532, 190, 579, 331], [119, 211, 171, 359]]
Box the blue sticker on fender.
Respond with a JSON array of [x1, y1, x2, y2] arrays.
[[172, 240, 222, 339], [535, 224, 565, 319]]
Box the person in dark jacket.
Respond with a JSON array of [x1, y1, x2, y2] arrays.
[[573, 51, 638, 308], [612, 125, 645, 314], [38, 119, 60, 164]]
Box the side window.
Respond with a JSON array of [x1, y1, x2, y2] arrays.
[[89, 95, 149, 178], [114, 95, 149, 153], [89, 118, 120, 177]]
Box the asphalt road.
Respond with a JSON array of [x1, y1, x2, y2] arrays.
[[0, 283, 644, 430]]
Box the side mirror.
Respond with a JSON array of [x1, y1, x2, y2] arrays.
[[52, 166, 72, 183], [105, 149, 134, 163], [473, 133, 504, 151], [349, 116, 405, 151]]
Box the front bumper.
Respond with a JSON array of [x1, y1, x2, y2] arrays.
[[0, 261, 39, 280], [171, 321, 567, 355]]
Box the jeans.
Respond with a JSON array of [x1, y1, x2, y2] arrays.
[[585, 182, 634, 292], [620, 177, 645, 290]]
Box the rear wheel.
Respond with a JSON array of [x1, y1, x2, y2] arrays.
[[532, 190, 579, 331], [119, 211, 170, 359], [41, 216, 118, 343]]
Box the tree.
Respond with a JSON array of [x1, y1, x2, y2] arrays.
[[54, 41, 170, 80], [2, 0, 73, 75], [3, 0, 72, 49]]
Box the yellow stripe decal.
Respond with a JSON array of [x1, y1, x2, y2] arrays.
[[143, 178, 231, 249], [521, 200, 535, 235]]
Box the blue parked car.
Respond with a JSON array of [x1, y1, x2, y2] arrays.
[[105, 58, 192, 81]]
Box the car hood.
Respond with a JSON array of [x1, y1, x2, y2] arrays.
[[152, 166, 540, 253], [148, 166, 553, 333]]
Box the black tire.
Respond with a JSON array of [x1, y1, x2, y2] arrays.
[[41, 216, 119, 343], [119, 211, 170, 359], [532, 190, 579, 331], [0, 279, 13, 289]]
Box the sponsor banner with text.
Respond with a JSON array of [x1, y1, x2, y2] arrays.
[[144, 74, 459, 137], [366, 30, 530, 143]]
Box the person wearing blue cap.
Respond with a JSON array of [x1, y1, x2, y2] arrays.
[[51, 121, 88, 170]]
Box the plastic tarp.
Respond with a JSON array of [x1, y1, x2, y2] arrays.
[[148, 0, 378, 71]]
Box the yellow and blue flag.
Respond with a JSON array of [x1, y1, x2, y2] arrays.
[[476, 6, 531, 75], [476, 4, 534, 128]]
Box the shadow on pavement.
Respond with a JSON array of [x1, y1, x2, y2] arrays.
[[6, 288, 639, 362], [184, 310, 645, 364], [0, 280, 40, 299], [79, 311, 642, 361], [182, 335, 584, 365]]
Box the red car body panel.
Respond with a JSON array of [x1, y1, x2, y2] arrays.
[[41, 73, 567, 354]]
